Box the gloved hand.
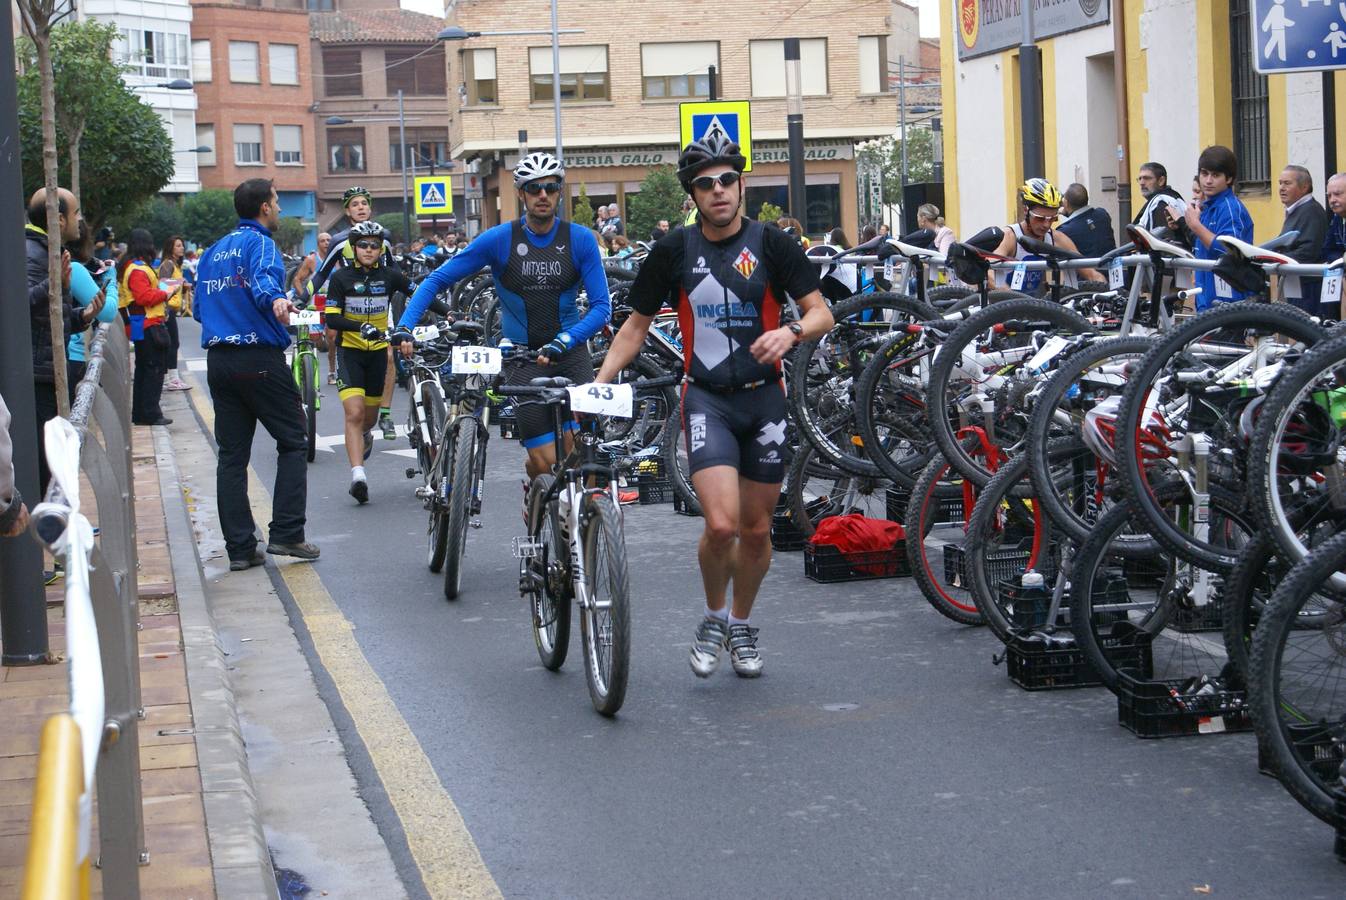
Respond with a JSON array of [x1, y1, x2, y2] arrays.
[[537, 333, 572, 365], [389, 327, 413, 345], [360, 322, 383, 341]]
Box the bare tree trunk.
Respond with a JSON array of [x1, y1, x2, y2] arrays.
[[36, 33, 70, 418], [68, 123, 82, 200]]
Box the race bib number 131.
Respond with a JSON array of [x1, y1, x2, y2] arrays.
[[452, 345, 502, 375]]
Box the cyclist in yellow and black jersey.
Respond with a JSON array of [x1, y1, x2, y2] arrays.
[[324, 221, 417, 504]]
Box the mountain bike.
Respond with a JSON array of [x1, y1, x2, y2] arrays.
[[288, 308, 324, 463], [505, 372, 679, 716]]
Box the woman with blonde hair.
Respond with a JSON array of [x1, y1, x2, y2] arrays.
[[917, 204, 955, 256]]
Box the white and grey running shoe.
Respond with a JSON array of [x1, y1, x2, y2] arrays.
[[727, 624, 763, 678], [689, 615, 729, 678]]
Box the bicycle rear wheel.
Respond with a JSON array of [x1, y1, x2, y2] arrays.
[[580, 492, 630, 716], [904, 451, 981, 626], [443, 420, 476, 600], [527, 475, 570, 670], [302, 352, 317, 463]]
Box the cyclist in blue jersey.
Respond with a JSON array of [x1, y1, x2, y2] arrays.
[[397, 152, 611, 481]]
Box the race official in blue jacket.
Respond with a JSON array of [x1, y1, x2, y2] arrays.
[[194, 179, 319, 570]]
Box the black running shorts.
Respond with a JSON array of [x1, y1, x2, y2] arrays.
[[681, 381, 788, 484], [502, 347, 596, 449], [338, 347, 387, 405]]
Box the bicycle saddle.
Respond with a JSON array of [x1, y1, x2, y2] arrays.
[[1098, 242, 1136, 263], [529, 376, 574, 388], [447, 320, 486, 339], [1126, 224, 1193, 260], [879, 229, 941, 260], [963, 226, 1006, 254], [1217, 233, 1296, 265], [1017, 235, 1081, 261]]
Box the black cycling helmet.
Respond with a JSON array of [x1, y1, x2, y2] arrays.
[[676, 130, 747, 194], [342, 185, 372, 207]]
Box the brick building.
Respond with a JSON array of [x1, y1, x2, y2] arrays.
[[443, 0, 899, 238], [311, 0, 461, 239], [191, 0, 320, 251]]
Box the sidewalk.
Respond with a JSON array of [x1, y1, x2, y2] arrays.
[[0, 424, 247, 898]]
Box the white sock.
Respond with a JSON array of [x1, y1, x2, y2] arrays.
[[706, 605, 728, 621], [167, 368, 180, 381], [728, 614, 750, 627], [351, 466, 366, 481]]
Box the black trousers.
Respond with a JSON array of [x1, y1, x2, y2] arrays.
[[33, 381, 58, 497], [166, 309, 181, 370], [206, 345, 308, 560], [132, 337, 167, 423]]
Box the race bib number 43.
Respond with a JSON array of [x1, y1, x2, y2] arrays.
[[567, 382, 633, 418], [452, 345, 502, 375]]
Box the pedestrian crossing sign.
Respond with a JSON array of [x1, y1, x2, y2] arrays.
[[414, 176, 453, 215], [679, 100, 753, 172]]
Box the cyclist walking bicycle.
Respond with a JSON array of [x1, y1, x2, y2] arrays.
[[594, 133, 834, 679], [397, 152, 612, 486]]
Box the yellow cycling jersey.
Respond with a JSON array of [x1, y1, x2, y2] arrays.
[[324, 262, 413, 351]]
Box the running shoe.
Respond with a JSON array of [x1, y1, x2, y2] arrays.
[[689, 615, 729, 678], [379, 412, 396, 440], [327, 372, 338, 386], [164, 377, 192, 391], [727, 624, 763, 678], [349, 478, 369, 505], [362, 429, 373, 461]]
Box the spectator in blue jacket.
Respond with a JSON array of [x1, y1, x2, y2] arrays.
[[1181, 145, 1255, 309], [1057, 183, 1116, 259], [195, 178, 319, 571]]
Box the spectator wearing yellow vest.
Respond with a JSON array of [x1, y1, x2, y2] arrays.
[[118, 228, 179, 425]]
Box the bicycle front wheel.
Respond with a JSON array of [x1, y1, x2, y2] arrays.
[[580, 492, 631, 716], [302, 352, 317, 463], [443, 420, 476, 600], [527, 475, 570, 670], [426, 434, 452, 573]]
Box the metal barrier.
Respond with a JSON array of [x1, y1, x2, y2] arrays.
[[25, 322, 145, 899]]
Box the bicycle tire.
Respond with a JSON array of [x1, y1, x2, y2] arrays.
[[852, 329, 938, 489], [904, 450, 982, 626], [1024, 335, 1158, 546], [1220, 530, 1282, 691], [580, 492, 631, 716], [443, 421, 476, 600], [302, 352, 317, 463], [926, 297, 1093, 488], [1246, 328, 1346, 571], [662, 392, 701, 515], [528, 474, 570, 670], [785, 443, 889, 538], [790, 291, 935, 477], [1247, 529, 1346, 825], [426, 439, 452, 573], [1116, 302, 1324, 572]]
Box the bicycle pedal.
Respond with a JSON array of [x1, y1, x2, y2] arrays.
[[406, 467, 419, 479], [511, 536, 542, 559], [414, 486, 432, 499], [470, 519, 483, 529]]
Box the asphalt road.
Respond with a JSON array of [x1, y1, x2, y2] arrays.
[[179, 327, 1344, 899]]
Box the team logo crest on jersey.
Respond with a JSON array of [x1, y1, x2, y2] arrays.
[[733, 247, 759, 279]]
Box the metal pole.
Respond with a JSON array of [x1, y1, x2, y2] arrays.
[[1113, 8, 1133, 237], [399, 89, 412, 243], [518, 129, 529, 218], [0, 2, 49, 665], [784, 38, 807, 223], [1020, 1, 1045, 179], [429, 156, 438, 234], [899, 56, 909, 189], [708, 65, 717, 102], [1325, 72, 1338, 183], [550, 0, 564, 215]]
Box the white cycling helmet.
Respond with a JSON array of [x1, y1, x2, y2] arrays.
[[513, 152, 565, 187]]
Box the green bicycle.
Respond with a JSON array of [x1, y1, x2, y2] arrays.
[[288, 307, 324, 463]]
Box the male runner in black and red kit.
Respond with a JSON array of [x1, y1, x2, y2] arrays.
[[596, 133, 833, 679]]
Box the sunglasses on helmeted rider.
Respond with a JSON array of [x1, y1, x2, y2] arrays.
[[691, 171, 741, 191], [522, 182, 563, 195], [354, 239, 382, 250]]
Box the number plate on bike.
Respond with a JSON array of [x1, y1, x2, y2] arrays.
[[567, 383, 633, 417], [412, 325, 439, 342], [290, 309, 320, 327], [452, 345, 502, 375]]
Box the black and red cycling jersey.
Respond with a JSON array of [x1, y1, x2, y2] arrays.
[[629, 218, 820, 389]]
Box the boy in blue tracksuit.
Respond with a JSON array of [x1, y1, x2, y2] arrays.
[[1180, 145, 1255, 309]]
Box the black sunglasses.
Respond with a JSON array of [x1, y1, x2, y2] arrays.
[[691, 171, 741, 191], [354, 239, 382, 250], [522, 182, 563, 196]]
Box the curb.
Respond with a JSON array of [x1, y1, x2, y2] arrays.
[[152, 426, 281, 900]]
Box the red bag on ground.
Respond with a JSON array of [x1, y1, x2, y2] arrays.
[[808, 514, 905, 575]]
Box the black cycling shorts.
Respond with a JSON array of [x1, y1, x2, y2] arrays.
[[503, 347, 595, 449], [681, 381, 788, 484], [338, 347, 388, 406]]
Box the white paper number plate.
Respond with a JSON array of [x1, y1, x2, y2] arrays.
[[452, 345, 502, 375], [412, 325, 439, 342], [567, 382, 633, 418], [290, 309, 321, 327]]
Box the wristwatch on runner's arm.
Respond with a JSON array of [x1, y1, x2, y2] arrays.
[[786, 322, 804, 343]]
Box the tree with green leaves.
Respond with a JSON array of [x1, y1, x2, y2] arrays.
[[109, 196, 184, 249], [375, 213, 405, 244], [757, 201, 785, 223], [571, 184, 595, 229], [181, 190, 239, 249], [274, 218, 308, 255], [856, 129, 938, 209], [627, 167, 684, 244]]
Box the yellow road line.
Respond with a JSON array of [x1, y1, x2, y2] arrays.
[[185, 381, 502, 900]]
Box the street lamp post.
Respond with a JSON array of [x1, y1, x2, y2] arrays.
[[784, 38, 807, 223], [327, 111, 422, 242]]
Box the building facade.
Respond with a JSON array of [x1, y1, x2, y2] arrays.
[[443, 0, 901, 238], [311, 0, 461, 239], [190, 1, 320, 251], [939, 0, 1343, 242], [81, 0, 202, 194]]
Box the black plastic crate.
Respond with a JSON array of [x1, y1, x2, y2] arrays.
[[887, 487, 963, 526], [1005, 622, 1153, 691], [497, 410, 518, 441], [626, 455, 666, 483], [804, 541, 910, 582], [1168, 602, 1224, 633], [772, 496, 832, 552], [944, 538, 1056, 590], [1116, 669, 1253, 738], [637, 480, 672, 504]]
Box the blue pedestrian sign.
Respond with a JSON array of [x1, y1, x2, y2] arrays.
[[679, 100, 753, 172], [1252, 0, 1346, 74], [413, 176, 453, 215]]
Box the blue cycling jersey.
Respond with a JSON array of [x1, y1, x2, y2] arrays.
[[399, 218, 611, 348]]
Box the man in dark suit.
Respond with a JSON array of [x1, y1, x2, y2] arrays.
[[1278, 165, 1329, 313], [1057, 183, 1116, 259]]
